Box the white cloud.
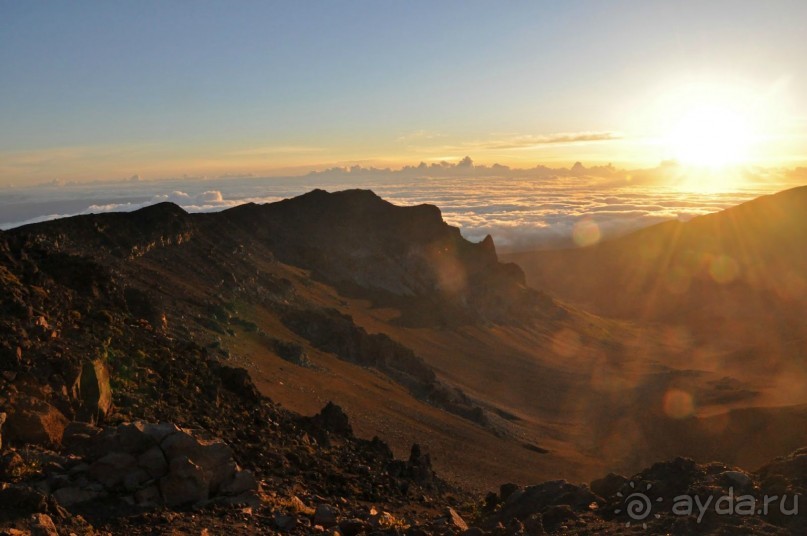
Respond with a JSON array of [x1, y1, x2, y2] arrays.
[[1, 162, 799, 251]]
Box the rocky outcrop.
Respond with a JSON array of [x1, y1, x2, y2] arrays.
[[309, 402, 353, 437], [72, 359, 112, 424], [214, 363, 262, 403], [387, 444, 436, 488], [47, 421, 260, 508]]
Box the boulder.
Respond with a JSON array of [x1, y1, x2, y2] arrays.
[[134, 484, 161, 506], [215, 364, 262, 402], [407, 443, 434, 485], [274, 513, 297, 531], [29, 513, 58, 536], [338, 519, 369, 536], [4, 397, 68, 447], [311, 402, 353, 436], [499, 482, 520, 502], [496, 480, 598, 523], [61, 421, 103, 456], [137, 445, 168, 479], [313, 504, 338, 528], [542, 504, 577, 531], [160, 430, 234, 491], [52, 486, 103, 507], [122, 468, 151, 492], [88, 452, 137, 489], [0, 485, 48, 516], [115, 422, 158, 453], [140, 421, 180, 444], [33, 419, 254, 508], [590, 473, 627, 499], [159, 456, 209, 506], [218, 469, 258, 496], [720, 470, 753, 489]]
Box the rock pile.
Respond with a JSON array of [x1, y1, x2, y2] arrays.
[[51, 420, 258, 507]]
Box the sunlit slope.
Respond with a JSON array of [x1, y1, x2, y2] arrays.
[[505, 185, 807, 340]]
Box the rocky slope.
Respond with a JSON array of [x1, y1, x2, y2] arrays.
[[2, 188, 807, 534]]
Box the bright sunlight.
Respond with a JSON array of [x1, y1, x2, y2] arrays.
[[665, 104, 755, 167]]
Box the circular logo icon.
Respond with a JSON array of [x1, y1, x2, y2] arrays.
[[615, 481, 663, 528]]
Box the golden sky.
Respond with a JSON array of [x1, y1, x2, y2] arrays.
[[2, 2, 806, 185]]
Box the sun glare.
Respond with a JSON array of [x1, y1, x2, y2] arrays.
[[665, 104, 754, 167]]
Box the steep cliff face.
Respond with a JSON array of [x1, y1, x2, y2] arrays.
[[221, 189, 554, 324]]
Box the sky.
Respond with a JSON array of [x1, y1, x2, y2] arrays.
[[2, 1, 807, 185]]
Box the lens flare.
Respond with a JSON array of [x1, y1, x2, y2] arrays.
[[573, 218, 601, 247], [708, 255, 740, 284], [663, 389, 695, 419]]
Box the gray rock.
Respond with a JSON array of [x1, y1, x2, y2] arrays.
[[500, 482, 520, 502], [313, 504, 338, 528], [159, 456, 209, 506], [590, 473, 628, 499], [721, 470, 753, 489], [116, 422, 158, 453], [274, 513, 297, 531], [161, 429, 234, 490], [219, 469, 258, 496], [61, 421, 103, 456], [134, 484, 161, 506], [122, 467, 151, 492], [46, 473, 71, 490], [338, 518, 369, 536], [52, 486, 103, 507], [137, 445, 168, 479], [88, 452, 137, 489], [68, 462, 89, 476], [141, 422, 181, 444]]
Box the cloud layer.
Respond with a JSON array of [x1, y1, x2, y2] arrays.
[[1, 161, 802, 252]]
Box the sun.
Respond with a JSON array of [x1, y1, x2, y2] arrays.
[[664, 103, 754, 167]]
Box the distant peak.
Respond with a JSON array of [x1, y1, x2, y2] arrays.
[[331, 188, 383, 200], [571, 161, 586, 172], [133, 202, 187, 217], [297, 188, 382, 201]]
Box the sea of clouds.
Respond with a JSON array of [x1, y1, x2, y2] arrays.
[[1, 161, 804, 252]]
